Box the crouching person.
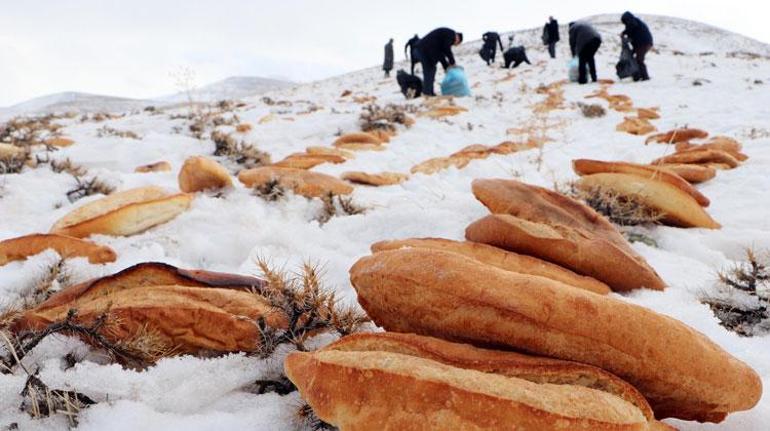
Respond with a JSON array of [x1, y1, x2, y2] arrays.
[[569, 21, 602, 84], [503, 46, 531, 69], [414, 27, 463, 96]]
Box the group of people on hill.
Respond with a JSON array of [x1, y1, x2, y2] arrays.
[[382, 11, 653, 96]]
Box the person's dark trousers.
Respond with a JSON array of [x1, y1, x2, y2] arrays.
[[411, 48, 421, 75], [422, 61, 437, 96], [489, 47, 496, 64], [633, 44, 651, 81], [578, 38, 601, 84], [548, 42, 556, 58]]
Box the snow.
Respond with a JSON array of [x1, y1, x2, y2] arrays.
[[2, 13, 770, 430]]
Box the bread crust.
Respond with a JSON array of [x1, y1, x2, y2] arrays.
[[237, 166, 353, 197], [572, 159, 710, 207], [341, 171, 409, 186], [652, 150, 740, 169], [371, 238, 610, 294], [332, 132, 382, 146], [576, 173, 720, 229], [655, 164, 716, 184], [0, 233, 117, 266], [469, 179, 664, 291], [286, 349, 666, 431], [645, 128, 709, 144], [178, 156, 232, 192], [135, 161, 172, 173], [411, 157, 469, 175], [349, 248, 763, 423]]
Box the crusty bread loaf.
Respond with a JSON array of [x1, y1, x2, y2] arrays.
[[371, 237, 610, 294], [418, 105, 468, 118], [0, 233, 117, 266], [341, 171, 409, 186], [652, 149, 740, 169], [654, 164, 716, 184], [450, 144, 492, 160], [178, 156, 232, 193], [326, 332, 656, 420], [466, 214, 666, 291], [576, 173, 720, 229], [286, 348, 672, 430], [489, 140, 539, 155], [674, 136, 747, 161], [20, 284, 287, 354], [135, 161, 172, 173], [50, 187, 193, 238], [333, 132, 382, 146], [273, 153, 346, 170], [305, 146, 355, 160], [411, 156, 470, 175], [470, 179, 665, 291], [572, 159, 710, 207], [636, 107, 661, 120], [349, 248, 763, 423], [237, 166, 353, 198], [645, 128, 708, 144], [616, 117, 657, 135]]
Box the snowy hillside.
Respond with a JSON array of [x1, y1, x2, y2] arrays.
[[158, 76, 294, 104], [1, 14, 769, 430]]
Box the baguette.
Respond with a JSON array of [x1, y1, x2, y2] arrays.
[[0, 233, 116, 266], [652, 149, 740, 169], [655, 164, 716, 184], [371, 237, 610, 294], [286, 348, 673, 430], [349, 248, 762, 422], [237, 166, 353, 198], [340, 171, 409, 186], [178, 156, 232, 192], [645, 128, 708, 145], [576, 173, 720, 229], [572, 159, 710, 207]]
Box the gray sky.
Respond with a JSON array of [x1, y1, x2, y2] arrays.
[[0, 0, 766, 106]]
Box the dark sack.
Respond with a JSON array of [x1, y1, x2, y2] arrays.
[[616, 40, 640, 79], [542, 25, 549, 45], [397, 70, 423, 99]]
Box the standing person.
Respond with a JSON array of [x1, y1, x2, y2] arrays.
[[414, 27, 463, 96], [621, 11, 653, 81], [569, 21, 602, 84], [481, 31, 504, 66], [383, 39, 394, 77], [405, 34, 420, 75], [543, 16, 560, 59]]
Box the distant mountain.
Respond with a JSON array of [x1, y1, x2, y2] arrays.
[[158, 76, 293, 104], [0, 76, 293, 120]]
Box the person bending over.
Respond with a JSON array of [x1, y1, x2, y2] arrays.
[[569, 21, 602, 84], [414, 27, 463, 96], [621, 11, 653, 81]]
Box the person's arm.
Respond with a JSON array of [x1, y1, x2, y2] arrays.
[[404, 41, 410, 58], [497, 36, 504, 51], [569, 34, 576, 57]]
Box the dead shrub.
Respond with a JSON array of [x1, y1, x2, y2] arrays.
[[0, 149, 29, 174], [359, 103, 416, 134], [20, 373, 95, 427], [316, 193, 367, 224], [252, 179, 286, 202], [212, 131, 271, 169], [577, 102, 606, 118], [96, 126, 141, 140], [571, 184, 664, 226], [66, 176, 115, 203], [701, 249, 770, 336]]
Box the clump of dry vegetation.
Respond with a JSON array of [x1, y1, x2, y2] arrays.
[[577, 102, 606, 118], [316, 193, 367, 224], [0, 115, 63, 149], [701, 249, 770, 336], [96, 126, 141, 140], [20, 373, 95, 427], [0, 148, 30, 174], [570, 184, 664, 226], [66, 176, 115, 203], [252, 179, 286, 202], [212, 130, 271, 169], [359, 103, 416, 134]]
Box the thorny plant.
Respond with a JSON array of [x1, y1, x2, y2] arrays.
[[701, 249, 770, 336], [359, 103, 416, 134], [316, 193, 367, 224], [20, 373, 95, 427], [212, 130, 271, 169], [577, 102, 607, 118], [570, 184, 664, 226], [253, 179, 286, 202], [0, 150, 29, 174], [0, 115, 63, 148], [96, 126, 141, 140], [66, 176, 115, 203]]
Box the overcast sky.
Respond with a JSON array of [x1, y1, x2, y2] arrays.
[[0, 0, 766, 107]]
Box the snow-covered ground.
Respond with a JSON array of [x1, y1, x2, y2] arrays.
[[1, 14, 769, 430]]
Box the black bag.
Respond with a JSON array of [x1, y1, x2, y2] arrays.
[[541, 25, 549, 45], [616, 39, 640, 79], [396, 70, 422, 99]]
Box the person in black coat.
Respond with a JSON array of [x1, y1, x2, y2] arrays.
[[543, 16, 560, 59], [480, 31, 504, 66], [503, 46, 531, 69], [621, 12, 653, 81], [569, 21, 602, 84], [414, 27, 463, 96], [383, 39, 394, 77], [405, 34, 420, 75]]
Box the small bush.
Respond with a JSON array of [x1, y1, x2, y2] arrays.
[[577, 102, 606, 118], [212, 131, 271, 169], [571, 184, 664, 226], [66, 176, 115, 203], [96, 126, 141, 140], [359, 103, 416, 134], [253, 179, 286, 202], [316, 193, 366, 224]]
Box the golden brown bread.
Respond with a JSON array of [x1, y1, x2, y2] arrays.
[[572, 159, 710, 207], [576, 173, 720, 229], [326, 332, 656, 420], [489, 140, 539, 155], [237, 166, 353, 198], [637, 107, 661, 120], [178, 156, 233, 192], [411, 156, 469, 175], [45, 137, 75, 147], [469, 179, 665, 291], [273, 153, 346, 170], [616, 117, 657, 135], [333, 132, 382, 146], [466, 214, 666, 291], [449, 144, 491, 160], [135, 161, 172, 173], [418, 105, 468, 118], [286, 348, 671, 430], [50, 186, 193, 238], [0, 233, 117, 266], [371, 237, 610, 294], [652, 150, 740, 169], [305, 146, 355, 159], [674, 136, 747, 161], [655, 164, 716, 184], [349, 248, 763, 423], [645, 128, 709, 144], [15, 262, 284, 355], [340, 171, 409, 186]]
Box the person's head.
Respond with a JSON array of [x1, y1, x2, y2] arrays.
[[621, 11, 633, 25], [389, 38, 393, 43], [454, 32, 463, 45], [549, 16, 554, 21]]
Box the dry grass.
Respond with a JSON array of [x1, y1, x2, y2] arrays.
[[701, 249, 770, 336], [66, 176, 115, 203], [359, 103, 416, 134], [253, 179, 286, 202], [21, 373, 95, 427], [0, 149, 29, 174], [295, 402, 335, 430], [577, 102, 606, 118], [96, 126, 141, 140], [316, 193, 367, 224], [49, 158, 87, 177], [212, 131, 272, 169], [571, 184, 664, 226], [0, 115, 64, 149]]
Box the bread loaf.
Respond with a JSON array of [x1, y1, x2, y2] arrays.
[[0, 233, 116, 266], [238, 166, 353, 197]]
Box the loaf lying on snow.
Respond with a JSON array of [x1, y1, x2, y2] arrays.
[[238, 166, 353, 198], [0, 233, 116, 266], [469, 179, 665, 291], [371, 237, 610, 294], [286, 332, 674, 430], [349, 248, 762, 423], [50, 186, 192, 238], [15, 262, 286, 356]]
